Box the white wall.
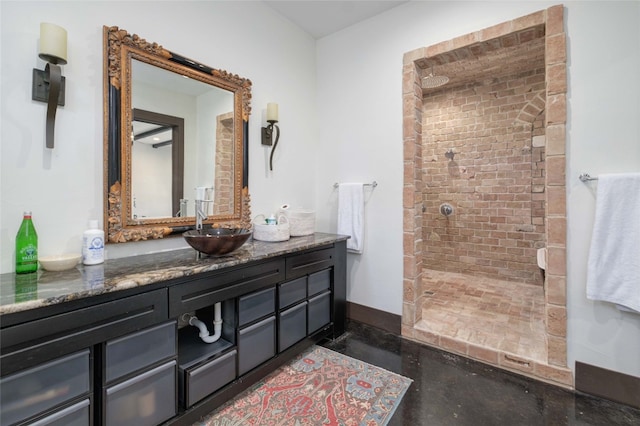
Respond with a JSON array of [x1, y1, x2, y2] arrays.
[[315, 1, 640, 378], [1, 1, 318, 267], [563, 2, 640, 378]]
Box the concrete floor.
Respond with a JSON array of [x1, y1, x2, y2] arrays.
[[322, 320, 640, 425]]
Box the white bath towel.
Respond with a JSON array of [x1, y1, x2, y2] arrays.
[[337, 183, 365, 254], [586, 173, 640, 313]]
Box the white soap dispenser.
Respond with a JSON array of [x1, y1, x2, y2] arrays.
[[82, 220, 105, 265]]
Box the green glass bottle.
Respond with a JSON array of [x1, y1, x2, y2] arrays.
[[15, 211, 38, 274]]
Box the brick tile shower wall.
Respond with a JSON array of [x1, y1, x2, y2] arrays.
[[422, 68, 546, 285]]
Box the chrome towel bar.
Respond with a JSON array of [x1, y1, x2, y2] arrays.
[[579, 173, 598, 182], [333, 181, 378, 188]]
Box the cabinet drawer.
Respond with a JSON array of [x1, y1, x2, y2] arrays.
[[238, 316, 275, 375], [0, 350, 90, 426], [238, 287, 275, 327], [104, 360, 176, 426], [308, 291, 331, 334], [1, 289, 167, 376], [181, 349, 237, 408], [169, 259, 284, 317], [285, 246, 334, 279], [278, 302, 307, 352], [30, 399, 91, 426], [278, 277, 306, 309], [105, 321, 176, 383], [308, 269, 331, 297]]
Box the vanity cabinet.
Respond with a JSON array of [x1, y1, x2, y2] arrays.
[[0, 289, 168, 426], [0, 238, 347, 426], [169, 243, 345, 425]]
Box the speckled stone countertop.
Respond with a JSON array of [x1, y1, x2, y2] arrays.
[[0, 233, 347, 316]]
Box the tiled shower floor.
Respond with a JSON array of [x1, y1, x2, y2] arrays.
[[415, 269, 547, 363]]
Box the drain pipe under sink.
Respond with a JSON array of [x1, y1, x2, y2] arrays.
[[182, 303, 223, 343]]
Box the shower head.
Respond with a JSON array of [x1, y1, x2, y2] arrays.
[[423, 66, 449, 89], [423, 74, 449, 88]]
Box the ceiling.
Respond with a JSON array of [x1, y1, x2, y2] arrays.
[[263, 0, 410, 39], [261, 1, 546, 91]]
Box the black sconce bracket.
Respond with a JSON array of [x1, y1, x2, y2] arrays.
[[32, 65, 65, 149], [32, 68, 66, 106], [261, 120, 280, 171]]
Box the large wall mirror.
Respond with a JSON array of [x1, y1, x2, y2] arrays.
[[103, 26, 252, 243]]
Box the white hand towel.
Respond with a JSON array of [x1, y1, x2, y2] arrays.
[[337, 183, 365, 254], [586, 173, 640, 313]]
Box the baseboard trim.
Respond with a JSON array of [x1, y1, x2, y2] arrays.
[[575, 361, 640, 409], [346, 302, 401, 335]]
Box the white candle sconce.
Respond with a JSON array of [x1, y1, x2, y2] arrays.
[[261, 102, 280, 171], [32, 23, 67, 149]]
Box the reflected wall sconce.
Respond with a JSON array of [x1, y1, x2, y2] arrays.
[[32, 23, 67, 149], [261, 102, 280, 171]]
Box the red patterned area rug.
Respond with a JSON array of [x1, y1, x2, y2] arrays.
[[198, 345, 412, 426]]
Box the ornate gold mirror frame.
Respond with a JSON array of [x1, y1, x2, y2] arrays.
[[103, 26, 252, 243]]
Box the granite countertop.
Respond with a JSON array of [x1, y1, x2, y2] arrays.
[[0, 233, 347, 316]]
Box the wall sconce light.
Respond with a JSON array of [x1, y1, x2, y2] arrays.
[[261, 103, 280, 171], [32, 23, 67, 149]]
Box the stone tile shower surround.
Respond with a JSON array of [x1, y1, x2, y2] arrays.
[[422, 66, 547, 285], [417, 269, 547, 363], [402, 6, 570, 387]]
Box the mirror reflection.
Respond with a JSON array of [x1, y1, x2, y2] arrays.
[[103, 25, 252, 243], [131, 109, 184, 219], [131, 60, 234, 220]]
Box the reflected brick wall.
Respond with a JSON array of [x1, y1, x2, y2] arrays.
[[214, 113, 234, 216]]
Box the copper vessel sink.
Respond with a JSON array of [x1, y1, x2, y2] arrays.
[[183, 228, 252, 255]]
